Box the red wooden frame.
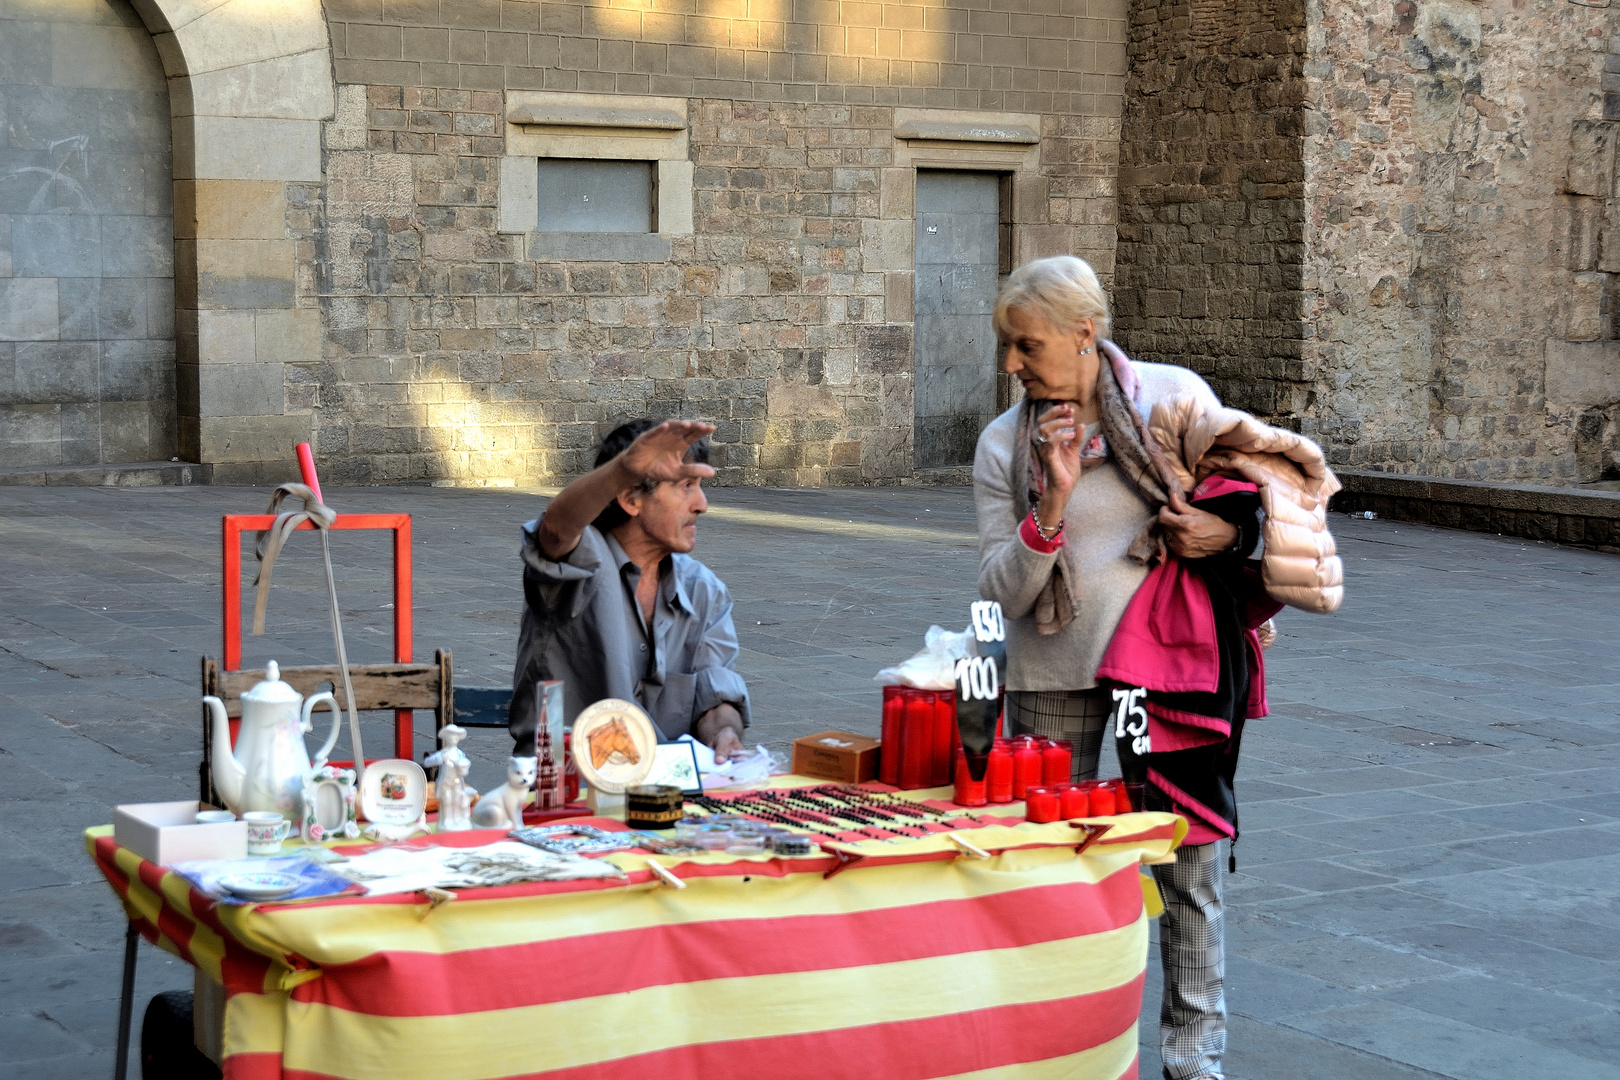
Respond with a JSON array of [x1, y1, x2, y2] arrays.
[[221, 513, 415, 760]]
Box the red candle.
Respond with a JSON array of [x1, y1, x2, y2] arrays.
[[562, 732, 580, 802], [930, 691, 955, 786], [987, 739, 1014, 803], [953, 748, 988, 806], [1011, 736, 1043, 800], [1041, 739, 1073, 786], [1025, 786, 1060, 823], [899, 690, 935, 789], [1088, 781, 1116, 816], [1121, 781, 1145, 813], [1058, 782, 1089, 819], [880, 687, 903, 786]]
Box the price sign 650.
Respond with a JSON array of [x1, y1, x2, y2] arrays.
[[970, 601, 1005, 643]]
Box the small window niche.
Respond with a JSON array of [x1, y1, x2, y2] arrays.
[[500, 92, 693, 263], [537, 159, 656, 234]]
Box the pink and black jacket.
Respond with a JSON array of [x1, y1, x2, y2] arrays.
[[1096, 476, 1284, 853]]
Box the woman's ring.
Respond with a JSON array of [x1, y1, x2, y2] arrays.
[[1034, 433, 1049, 445]]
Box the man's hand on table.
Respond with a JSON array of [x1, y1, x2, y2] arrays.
[[696, 702, 747, 761]]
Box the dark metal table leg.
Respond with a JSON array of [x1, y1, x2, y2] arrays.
[[114, 922, 137, 1080]]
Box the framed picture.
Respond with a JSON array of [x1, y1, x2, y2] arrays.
[[300, 766, 359, 843], [644, 741, 704, 795]]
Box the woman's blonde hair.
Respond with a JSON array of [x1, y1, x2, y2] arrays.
[[993, 255, 1112, 342]]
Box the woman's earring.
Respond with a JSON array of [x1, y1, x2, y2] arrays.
[[1080, 347, 1093, 355]]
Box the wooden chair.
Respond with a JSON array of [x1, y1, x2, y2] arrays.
[[446, 685, 514, 736], [199, 651, 452, 805]]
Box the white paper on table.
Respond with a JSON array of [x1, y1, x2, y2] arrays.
[[331, 841, 622, 896], [678, 734, 777, 788]]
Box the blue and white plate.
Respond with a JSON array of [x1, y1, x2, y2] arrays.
[[218, 872, 299, 901]]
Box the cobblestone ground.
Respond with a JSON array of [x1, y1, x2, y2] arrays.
[[0, 483, 1615, 1079]]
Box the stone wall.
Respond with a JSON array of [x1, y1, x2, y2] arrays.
[[303, 0, 1131, 486], [0, 0, 175, 468], [1301, 0, 1617, 484], [1112, 0, 1311, 421]]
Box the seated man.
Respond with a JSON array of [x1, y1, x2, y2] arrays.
[[508, 418, 749, 760]]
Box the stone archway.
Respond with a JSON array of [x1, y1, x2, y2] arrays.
[[0, 2, 175, 471], [130, 0, 334, 480]]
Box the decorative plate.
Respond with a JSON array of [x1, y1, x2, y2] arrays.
[[571, 699, 657, 795], [359, 758, 427, 825], [218, 872, 299, 901]]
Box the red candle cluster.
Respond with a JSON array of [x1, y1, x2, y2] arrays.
[[880, 686, 960, 790], [970, 736, 1074, 805], [1024, 777, 1141, 823]]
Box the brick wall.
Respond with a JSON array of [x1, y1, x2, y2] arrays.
[[1111, 0, 1311, 422], [300, 0, 1131, 486], [325, 0, 1127, 111]]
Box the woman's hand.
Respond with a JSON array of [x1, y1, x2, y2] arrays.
[[1159, 489, 1241, 559], [618, 420, 718, 485], [1034, 403, 1081, 530]]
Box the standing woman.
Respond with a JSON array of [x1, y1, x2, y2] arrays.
[[973, 255, 1250, 1080]]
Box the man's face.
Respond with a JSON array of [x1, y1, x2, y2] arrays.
[[621, 476, 708, 555]]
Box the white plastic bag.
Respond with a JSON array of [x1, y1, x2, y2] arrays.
[[874, 625, 975, 690]]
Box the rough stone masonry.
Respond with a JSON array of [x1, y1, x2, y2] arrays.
[[1114, 0, 1620, 486]]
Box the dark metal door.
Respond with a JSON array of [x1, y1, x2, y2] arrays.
[[913, 171, 1001, 470]]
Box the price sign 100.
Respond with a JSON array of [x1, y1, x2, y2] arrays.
[[955, 656, 1000, 702]]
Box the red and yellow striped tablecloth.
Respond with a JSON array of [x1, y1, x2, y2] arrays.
[[88, 812, 1184, 1080]]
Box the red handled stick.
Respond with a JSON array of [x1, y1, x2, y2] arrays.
[[295, 442, 323, 503]]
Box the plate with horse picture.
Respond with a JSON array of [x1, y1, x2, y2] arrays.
[[571, 699, 657, 794]]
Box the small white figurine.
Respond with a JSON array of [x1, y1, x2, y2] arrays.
[[424, 724, 474, 832], [473, 756, 536, 829]]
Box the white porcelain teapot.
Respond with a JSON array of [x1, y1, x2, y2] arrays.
[[206, 662, 341, 818]]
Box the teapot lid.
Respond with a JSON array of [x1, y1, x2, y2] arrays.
[[242, 661, 302, 705]]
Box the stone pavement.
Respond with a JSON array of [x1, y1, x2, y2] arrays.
[[0, 482, 1616, 1079]]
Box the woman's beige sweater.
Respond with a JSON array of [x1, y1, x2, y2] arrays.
[[972, 361, 1219, 692]]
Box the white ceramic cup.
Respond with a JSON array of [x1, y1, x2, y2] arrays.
[[243, 811, 291, 855], [195, 810, 236, 824]]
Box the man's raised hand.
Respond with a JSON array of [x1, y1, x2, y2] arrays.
[[619, 420, 717, 484]]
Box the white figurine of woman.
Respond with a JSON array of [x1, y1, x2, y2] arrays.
[[424, 724, 474, 832], [473, 756, 536, 829]]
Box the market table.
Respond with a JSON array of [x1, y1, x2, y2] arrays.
[[88, 800, 1185, 1080]]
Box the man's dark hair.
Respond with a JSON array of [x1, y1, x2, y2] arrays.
[[591, 418, 712, 534]]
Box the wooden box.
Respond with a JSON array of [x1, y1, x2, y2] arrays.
[[114, 801, 247, 866], [792, 731, 881, 784]]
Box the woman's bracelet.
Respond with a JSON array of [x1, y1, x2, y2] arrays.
[[1033, 505, 1064, 541]]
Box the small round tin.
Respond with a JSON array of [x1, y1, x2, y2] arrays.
[[769, 834, 814, 857]]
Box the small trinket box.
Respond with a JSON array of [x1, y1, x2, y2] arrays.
[[625, 784, 684, 830]]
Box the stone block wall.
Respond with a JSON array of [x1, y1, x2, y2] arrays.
[[1114, 0, 1620, 488], [0, 0, 176, 468], [300, 0, 1131, 486], [1301, 0, 1617, 483], [1111, 0, 1311, 421]]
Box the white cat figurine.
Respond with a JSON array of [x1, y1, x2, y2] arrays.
[[472, 756, 535, 829]]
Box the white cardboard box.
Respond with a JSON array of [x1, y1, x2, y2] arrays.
[[113, 801, 248, 865]]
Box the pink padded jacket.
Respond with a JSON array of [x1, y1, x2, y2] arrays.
[[1148, 398, 1345, 614]]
